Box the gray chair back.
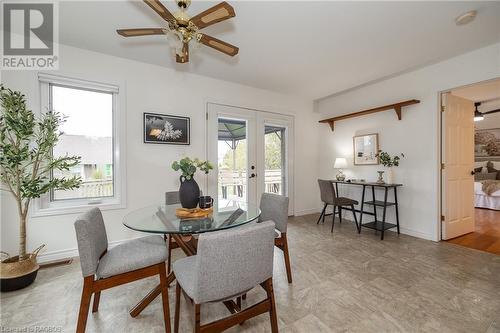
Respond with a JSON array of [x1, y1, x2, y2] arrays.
[[74, 207, 108, 277], [165, 191, 181, 205], [259, 193, 289, 233], [318, 179, 336, 204], [193, 220, 275, 304]]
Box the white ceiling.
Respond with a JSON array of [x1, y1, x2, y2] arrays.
[[59, 1, 500, 100]]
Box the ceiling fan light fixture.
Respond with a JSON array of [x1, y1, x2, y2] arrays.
[[455, 10, 477, 26], [474, 102, 484, 121], [474, 110, 484, 122]]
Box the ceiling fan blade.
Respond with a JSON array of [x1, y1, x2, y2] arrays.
[[483, 108, 500, 115], [198, 34, 238, 56], [143, 0, 176, 23], [176, 43, 189, 63], [117, 28, 165, 37], [189, 1, 235, 29]]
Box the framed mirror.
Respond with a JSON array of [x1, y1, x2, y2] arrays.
[[353, 133, 379, 165]]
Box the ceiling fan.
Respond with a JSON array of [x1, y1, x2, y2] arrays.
[[474, 102, 500, 121], [117, 0, 238, 63]]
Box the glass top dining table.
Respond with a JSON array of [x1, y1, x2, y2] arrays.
[[123, 201, 261, 235]]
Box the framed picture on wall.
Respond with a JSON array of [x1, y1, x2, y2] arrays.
[[475, 128, 500, 162], [143, 113, 190, 145], [353, 133, 379, 165]]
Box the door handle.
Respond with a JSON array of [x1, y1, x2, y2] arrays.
[[249, 173, 256, 178]]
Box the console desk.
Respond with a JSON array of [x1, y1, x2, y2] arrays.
[[331, 180, 402, 240]]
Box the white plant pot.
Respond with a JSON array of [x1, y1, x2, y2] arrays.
[[387, 168, 394, 184]]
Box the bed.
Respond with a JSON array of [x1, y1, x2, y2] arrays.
[[474, 181, 500, 210], [474, 161, 500, 210]]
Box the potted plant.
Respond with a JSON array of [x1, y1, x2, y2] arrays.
[[376, 151, 405, 184], [171, 157, 213, 208], [0, 85, 81, 292]]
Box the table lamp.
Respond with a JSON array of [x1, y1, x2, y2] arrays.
[[334, 158, 348, 181]]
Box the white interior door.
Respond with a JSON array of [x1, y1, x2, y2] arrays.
[[441, 93, 475, 240], [207, 103, 294, 214]]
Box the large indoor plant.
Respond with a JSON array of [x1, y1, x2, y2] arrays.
[[171, 157, 213, 208], [0, 85, 82, 291], [376, 151, 405, 184]]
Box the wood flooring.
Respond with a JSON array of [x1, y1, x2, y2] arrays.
[[1, 214, 499, 332], [446, 208, 500, 255]]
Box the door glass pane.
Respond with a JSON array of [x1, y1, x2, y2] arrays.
[[217, 118, 247, 204], [264, 125, 286, 195]]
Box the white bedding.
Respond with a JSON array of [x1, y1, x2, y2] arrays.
[[474, 181, 500, 210]]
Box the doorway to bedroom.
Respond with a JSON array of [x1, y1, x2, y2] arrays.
[[440, 78, 500, 255]]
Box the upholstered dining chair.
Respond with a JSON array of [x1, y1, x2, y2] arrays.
[[165, 191, 181, 272], [260, 192, 292, 284], [317, 179, 360, 233], [172, 220, 278, 333], [74, 208, 170, 333]]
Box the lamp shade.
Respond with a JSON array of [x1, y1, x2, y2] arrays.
[[334, 157, 348, 169]]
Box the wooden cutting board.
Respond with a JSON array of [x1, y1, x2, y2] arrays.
[[175, 207, 213, 218]]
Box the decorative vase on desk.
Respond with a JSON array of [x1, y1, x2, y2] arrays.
[[376, 151, 405, 185], [387, 167, 394, 184], [172, 157, 213, 209]]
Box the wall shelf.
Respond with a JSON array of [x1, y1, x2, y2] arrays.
[[319, 99, 420, 131]]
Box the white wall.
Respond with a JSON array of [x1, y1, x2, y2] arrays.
[[0, 44, 320, 262], [316, 43, 500, 241]]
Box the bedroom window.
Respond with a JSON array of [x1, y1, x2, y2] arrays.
[[35, 74, 126, 216]]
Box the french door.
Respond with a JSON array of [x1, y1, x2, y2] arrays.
[[206, 103, 294, 214]]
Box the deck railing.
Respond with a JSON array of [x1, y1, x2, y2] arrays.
[[218, 169, 283, 198]]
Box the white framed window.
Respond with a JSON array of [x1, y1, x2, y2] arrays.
[[34, 73, 126, 216]]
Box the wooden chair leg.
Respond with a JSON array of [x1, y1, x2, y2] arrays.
[[174, 282, 181, 333], [263, 278, 279, 333], [92, 291, 101, 313], [158, 263, 172, 333], [76, 276, 93, 333], [194, 304, 201, 333], [281, 233, 293, 284]]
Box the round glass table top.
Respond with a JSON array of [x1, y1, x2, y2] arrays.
[[123, 201, 261, 235]]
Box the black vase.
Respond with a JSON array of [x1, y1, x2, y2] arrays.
[[179, 176, 200, 209]]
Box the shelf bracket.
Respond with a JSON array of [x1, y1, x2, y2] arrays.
[[394, 105, 402, 120]]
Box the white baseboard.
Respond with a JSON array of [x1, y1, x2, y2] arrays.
[[294, 207, 321, 216], [37, 238, 140, 264], [311, 215, 435, 241], [395, 227, 435, 241]]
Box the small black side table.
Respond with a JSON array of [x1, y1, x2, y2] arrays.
[[331, 180, 402, 240]]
